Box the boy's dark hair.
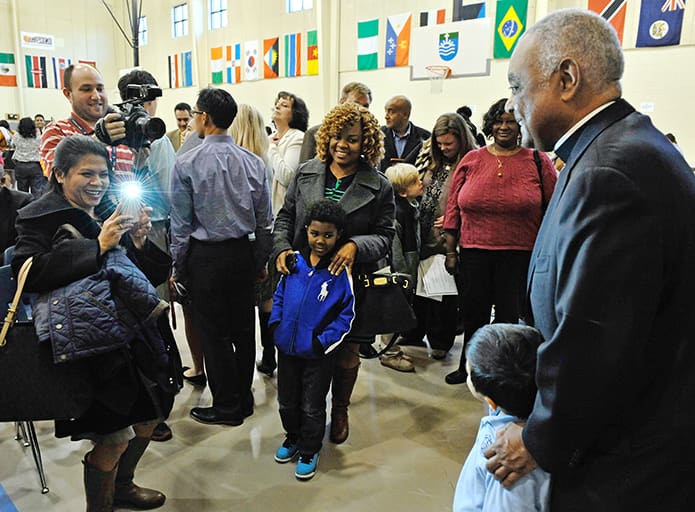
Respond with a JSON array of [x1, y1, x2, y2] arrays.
[[465, 324, 543, 418], [117, 69, 158, 101], [304, 199, 347, 233], [197, 87, 237, 129], [175, 102, 191, 112]]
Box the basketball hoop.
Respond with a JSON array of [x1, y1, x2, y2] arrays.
[[425, 65, 452, 94]]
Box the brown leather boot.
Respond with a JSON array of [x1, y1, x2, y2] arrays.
[[114, 436, 166, 509], [329, 365, 359, 444], [83, 455, 116, 512]]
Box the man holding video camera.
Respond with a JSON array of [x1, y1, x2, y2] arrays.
[[40, 63, 134, 179]]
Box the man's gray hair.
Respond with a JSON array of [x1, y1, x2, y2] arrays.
[[526, 9, 624, 93]]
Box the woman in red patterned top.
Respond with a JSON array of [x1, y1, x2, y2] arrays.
[[442, 98, 557, 385]]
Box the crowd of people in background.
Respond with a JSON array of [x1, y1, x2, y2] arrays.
[[2, 8, 695, 512]]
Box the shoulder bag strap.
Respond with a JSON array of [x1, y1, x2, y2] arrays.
[[0, 257, 32, 346], [533, 149, 547, 214]]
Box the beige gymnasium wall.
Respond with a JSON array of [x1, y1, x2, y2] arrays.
[[0, 0, 693, 164]]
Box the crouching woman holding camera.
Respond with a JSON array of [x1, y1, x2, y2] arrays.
[[11, 136, 179, 511]]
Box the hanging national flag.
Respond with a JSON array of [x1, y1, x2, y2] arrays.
[[168, 52, 193, 88], [181, 51, 193, 87], [307, 29, 318, 75], [357, 18, 379, 70], [25, 54, 48, 88], [210, 46, 223, 84], [78, 59, 97, 69], [0, 53, 17, 87], [588, 0, 627, 44], [284, 33, 301, 77], [51, 56, 71, 89], [420, 9, 446, 26], [226, 44, 242, 84], [385, 13, 412, 67], [636, 0, 686, 47], [168, 54, 179, 88], [245, 40, 259, 81], [493, 0, 528, 59], [453, 1, 486, 21], [263, 37, 279, 79]]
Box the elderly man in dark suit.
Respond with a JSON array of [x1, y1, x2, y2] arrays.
[[379, 95, 429, 171], [484, 9, 695, 511]]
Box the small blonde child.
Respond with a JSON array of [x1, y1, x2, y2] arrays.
[[379, 163, 423, 372]]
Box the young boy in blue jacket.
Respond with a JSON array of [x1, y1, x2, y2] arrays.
[[270, 200, 355, 480]]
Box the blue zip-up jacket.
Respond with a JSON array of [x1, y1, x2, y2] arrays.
[[270, 249, 355, 359]]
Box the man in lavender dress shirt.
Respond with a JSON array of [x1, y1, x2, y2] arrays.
[[170, 87, 273, 426]]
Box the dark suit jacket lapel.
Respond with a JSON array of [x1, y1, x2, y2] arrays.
[[526, 99, 635, 322], [556, 99, 635, 200]]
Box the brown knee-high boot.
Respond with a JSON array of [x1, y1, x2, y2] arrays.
[[114, 436, 166, 509], [83, 456, 117, 512], [330, 365, 360, 444]]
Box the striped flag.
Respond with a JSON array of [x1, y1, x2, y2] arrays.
[[307, 29, 318, 75], [226, 44, 242, 84], [0, 52, 17, 87], [588, 0, 627, 44], [453, 1, 486, 21], [168, 51, 193, 88], [25, 54, 48, 88], [51, 56, 71, 89], [284, 33, 301, 77], [263, 37, 279, 79], [210, 46, 223, 84], [420, 9, 446, 26], [385, 13, 412, 67], [245, 40, 259, 81], [78, 59, 97, 69], [357, 18, 379, 70]]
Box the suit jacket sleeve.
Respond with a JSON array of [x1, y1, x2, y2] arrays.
[[524, 166, 664, 473]]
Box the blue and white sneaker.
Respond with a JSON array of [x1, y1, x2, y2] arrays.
[[274, 439, 298, 463], [295, 452, 319, 480]]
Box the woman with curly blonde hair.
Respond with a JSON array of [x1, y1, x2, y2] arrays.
[[272, 103, 395, 455]]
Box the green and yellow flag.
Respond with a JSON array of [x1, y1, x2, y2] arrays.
[[494, 0, 528, 59]]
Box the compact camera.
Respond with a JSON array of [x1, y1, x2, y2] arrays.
[[94, 84, 166, 149], [118, 180, 143, 220]]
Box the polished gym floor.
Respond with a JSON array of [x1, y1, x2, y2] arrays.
[[0, 305, 484, 512]]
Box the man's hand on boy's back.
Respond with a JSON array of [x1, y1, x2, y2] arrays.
[[484, 422, 539, 488]]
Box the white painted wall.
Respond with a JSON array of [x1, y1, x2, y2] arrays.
[[0, 0, 693, 164]]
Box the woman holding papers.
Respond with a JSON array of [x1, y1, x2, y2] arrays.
[[442, 98, 557, 385], [399, 113, 477, 360]]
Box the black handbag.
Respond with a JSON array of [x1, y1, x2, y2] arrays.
[[349, 272, 418, 339], [0, 258, 94, 421]]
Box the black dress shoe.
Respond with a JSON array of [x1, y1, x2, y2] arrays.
[[445, 369, 468, 385], [150, 422, 172, 442], [256, 359, 276, 377], [182, 366, 207, 387], [190, 407, 243, 426]]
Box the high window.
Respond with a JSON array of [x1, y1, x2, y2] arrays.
[[209, 0, 228, 30], [172, 3, 188, 38], [138, 16, 148, 46], [287, 0, 312, 13]]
